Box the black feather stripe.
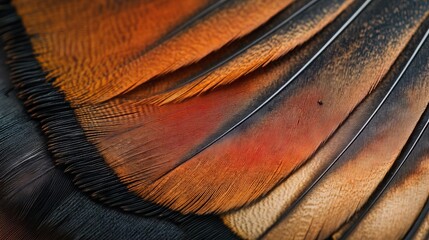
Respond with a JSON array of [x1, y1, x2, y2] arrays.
[[1, 0, 168, 218], [0, 1, 238, 239], [0, 16, 73, 228]]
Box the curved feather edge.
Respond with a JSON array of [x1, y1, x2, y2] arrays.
[[0, 1, 239, 239]]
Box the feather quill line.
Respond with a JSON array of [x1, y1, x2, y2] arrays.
[[259, 22, 429, 240], [405, 196, 429, 239], [340, 103, 429, 239], [135, 0, 229, 60], [144, 0, 321, 104], [157, 0, 373, 182]]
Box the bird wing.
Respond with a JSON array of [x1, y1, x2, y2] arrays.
[[1, 0, 429, 239]]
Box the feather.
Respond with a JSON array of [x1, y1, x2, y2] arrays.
[[144, 0, 353, 105], [336, 29, 429, 239], [339, 106, 429, 239], [71, 0, 428, 215], [16, 0, 294, 104], [1, 0, 429, 239], [406, 198, 429, 240], [0, 2, 238, 239], [224, 7, 429, 238]]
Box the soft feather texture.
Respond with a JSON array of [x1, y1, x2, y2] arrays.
[[0, 4, 238, 239], [1, 0, 429, 239], [74, 0, 429, 215], [0, 44, 183, 240], [15, 0, 294, 104], [144, 0, 353, 104]]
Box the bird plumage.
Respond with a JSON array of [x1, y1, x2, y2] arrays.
[[0, 0, 428, 239]]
